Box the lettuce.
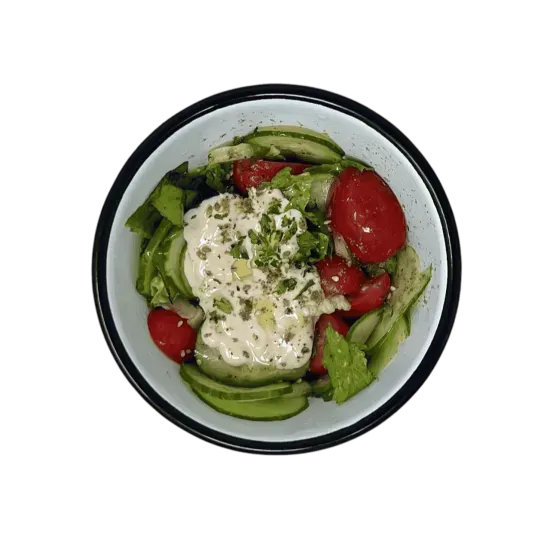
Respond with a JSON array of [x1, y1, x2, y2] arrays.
[[262, 168, 328, 225], [323, 326, 375, 403], [294, 231, 329, 263], [149, 275, 169, 307]]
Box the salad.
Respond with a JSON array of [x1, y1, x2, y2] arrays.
[[125, 125, 432, 421]]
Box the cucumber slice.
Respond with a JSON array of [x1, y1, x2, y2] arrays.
[[284, 380, 312, 398], [366, 246, 432, 351], [347, 308, 383, 344], [195, 332, 309, 387], [180, 363, 293, 401], [208, 143, 278, 164], [193, 390, 309, 421], [136, 218, 172, 297], [310, 375, 333, 401], [244, 125, 344, 164], [404, 308, 412, 336], [368, 316, 409, 376], [311, 374, 332, 397], [153, 228, 194, 300]]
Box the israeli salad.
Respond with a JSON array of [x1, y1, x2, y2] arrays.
[[125, 126, 431, 421]]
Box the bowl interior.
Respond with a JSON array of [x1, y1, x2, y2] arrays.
[[106, 98, 447, 443]]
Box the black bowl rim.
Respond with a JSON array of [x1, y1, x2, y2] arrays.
[[92, 84, 461, 454]]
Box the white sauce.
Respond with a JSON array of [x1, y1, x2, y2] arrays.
[[183, 188, 349, 370]]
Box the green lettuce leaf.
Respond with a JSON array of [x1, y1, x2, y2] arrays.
[[125, 203, 162, 239], [263, 167, 312, 212], [205, 163, 233, 193], [125, 161, 189, 235], [150, 183, 184, 225], [323, 326, 375, 403], [149, 275, 170, 307], [294, 231, 329, 263]]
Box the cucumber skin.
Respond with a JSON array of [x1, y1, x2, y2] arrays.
[[191, 389, 309, 421], [368, 316, 409, 377], [180, 364, 293, 401], [347, 308, 383, 345], [366, 247, 432, 351], [247, 125, 345, 156]]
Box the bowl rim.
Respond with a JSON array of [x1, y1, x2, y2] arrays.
[[92, 84, 461, 454]]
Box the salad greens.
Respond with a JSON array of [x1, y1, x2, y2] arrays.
[[123, 124, 432, 422], [323, 326, 376, 403]]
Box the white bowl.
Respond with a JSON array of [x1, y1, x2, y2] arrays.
[[93, 85, 461, 453]]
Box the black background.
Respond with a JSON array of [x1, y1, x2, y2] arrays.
[[92, 80, 547, 456]]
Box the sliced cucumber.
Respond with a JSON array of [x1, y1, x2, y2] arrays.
[[244, 125, 344, 164], [404, 308, 412, 336], [366, 246, 432, 351], [311, 374, 332, 397], [284, 380, 312, 398], [136, 218, 172, 297], [193, 390, 308, 421], [181, 363, 293, 401], [195, 332, 309, 387], [347, 308, 383, 345], [208, 143, 279, 164], [153, 228, 194, 300], [179, 242, 195, 297], [368, 316, 409, 376]]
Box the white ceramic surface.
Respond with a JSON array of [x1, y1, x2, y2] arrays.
[[105, 98, 447, 443]]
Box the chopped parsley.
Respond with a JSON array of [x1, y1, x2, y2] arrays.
[[213, 297, 233, 314], [276, 278, 297, 295]]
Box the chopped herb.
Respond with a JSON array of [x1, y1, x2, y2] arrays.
[[214, 297, 233, 314], [241, 198, 254, 214], [210, 311, 226, 323], [243, 351, 250, 359], [206, 205, 213, 217], [296, 280, 315, 298], [267, 198, 282, 214], [197, 245, 212, 260], [239, 298, 253, 321], [276, 278, 297, 295]]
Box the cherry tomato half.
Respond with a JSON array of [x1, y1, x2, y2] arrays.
[[309, 314, 349, 376], [233, 159, 310, 194], [147, 308, 197, 363], [342, 273, 391, 318], [316, 255, 367, 297], [328, 168, 406, 263]]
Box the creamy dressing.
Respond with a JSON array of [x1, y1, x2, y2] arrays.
[[183, 188, 348, 370]]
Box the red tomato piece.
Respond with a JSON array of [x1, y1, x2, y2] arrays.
[[233, 159, 310, 194], [147, 308, 197, 363], [328, 167, 406, 263], [309, 314, 349, 376], [316, 255, 367, 297], [342, 273, 391, 318]]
